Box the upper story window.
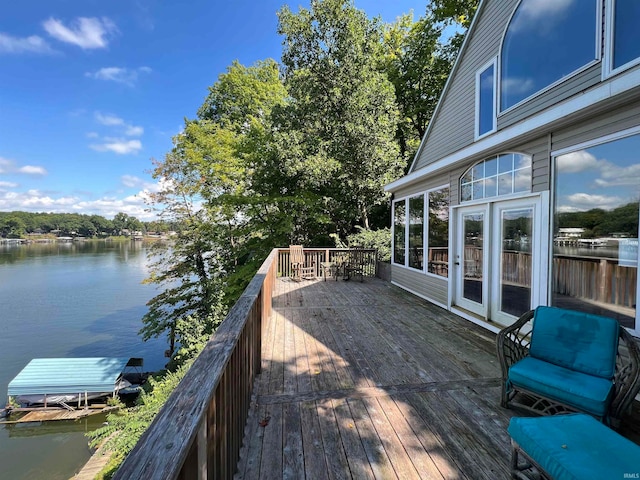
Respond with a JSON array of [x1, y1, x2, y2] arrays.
[[461, 153, 532, 202], [476, 59, 496, 139], [500, 0, 598, 112], [610, 0, 640, 72]]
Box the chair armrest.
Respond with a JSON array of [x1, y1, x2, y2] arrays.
[[610, 327, 640, 427], [496, 309, 534, 380]]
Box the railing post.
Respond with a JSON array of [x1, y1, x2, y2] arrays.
[[198, 417, 207, 479]]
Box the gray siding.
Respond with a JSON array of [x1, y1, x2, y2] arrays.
[[394, 171, 449, 200], [412, 0, 518, 171], [391, 265, 448, 307], [552, 99, 640, 152], [498, 64, 602, 131]]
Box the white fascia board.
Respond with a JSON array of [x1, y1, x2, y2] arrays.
[[386, 66, 640, 193]]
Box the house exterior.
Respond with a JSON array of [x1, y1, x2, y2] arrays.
[[385, 0, 640, 337]]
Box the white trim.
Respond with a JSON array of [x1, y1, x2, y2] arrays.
[[408, 0, 489, 174], [603, 0, 640, 79], [450, 307, 502, 334], [475, 57, 497, 140], [391, 281, 448, 311], [391, 198, 406, 267], [385, 65, 640, 193], [498, 0, 601, 115], [407, 192, 426, 273]]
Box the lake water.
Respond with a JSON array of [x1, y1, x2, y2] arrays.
[[0, 241, 167, 479]]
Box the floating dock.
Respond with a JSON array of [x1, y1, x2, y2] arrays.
[[0, 405, 119, 424]]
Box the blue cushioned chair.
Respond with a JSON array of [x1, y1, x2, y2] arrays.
[[497, 306, 640, 428]]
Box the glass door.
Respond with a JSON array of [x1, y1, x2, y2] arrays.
[[455, 205, 488, 316], [491, 199, 538, 326]]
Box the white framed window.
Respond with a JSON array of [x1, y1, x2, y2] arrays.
[[391, 186, 450, 277], [475, 58, 497, 139], [500, 0, 600, 113], [408, 194, 425, 271], [551, 127, 640, 336], [604, 0, 640, 77], [460, 153, 532, 203], [392, 198, 406, 266]]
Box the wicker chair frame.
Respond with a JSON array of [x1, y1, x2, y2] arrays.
[[510, 440, 552, 480], [496, 309, 640, 429]]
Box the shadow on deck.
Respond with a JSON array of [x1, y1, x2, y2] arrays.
[[234, 277, 640, 479]]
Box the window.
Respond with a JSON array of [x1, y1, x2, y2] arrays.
[[461, 153, 531, 203], [553, 133, 640, 332], [476, 59, 496, 138], [610, 0, 640, 71], [428, 188, 450, 277], [392, 187, 450, 277], [393, 200, 406, 265], [500, 0, 598, 111], [408, 195, 424, 270]]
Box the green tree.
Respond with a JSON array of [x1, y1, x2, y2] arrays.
[[382, 12, 457, 162], [276, 0, 403, 235]]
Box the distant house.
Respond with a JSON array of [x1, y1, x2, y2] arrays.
[[385, 0, 640, 337]]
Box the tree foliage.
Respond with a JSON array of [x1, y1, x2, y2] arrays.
[[276, 0, 403, 233]]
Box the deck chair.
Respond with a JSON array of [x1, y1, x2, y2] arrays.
[[289, 245, 315, 280], [343, 246, 366, 282]]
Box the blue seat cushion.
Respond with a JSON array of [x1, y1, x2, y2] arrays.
[[529, 306, 618, 379], [508, 357, 613, 416], [508, 414, 640, 480]]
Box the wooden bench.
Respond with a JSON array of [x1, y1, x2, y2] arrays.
[[497, 306, 640, 428], [508, 413, 640, 479]]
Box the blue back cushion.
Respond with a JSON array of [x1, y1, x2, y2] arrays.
[[529, 306, 619, 379]]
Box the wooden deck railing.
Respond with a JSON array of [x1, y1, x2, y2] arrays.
[[113, 249, 278, 480], [277, 247, 378, 278], [554, 254, 637, 308]]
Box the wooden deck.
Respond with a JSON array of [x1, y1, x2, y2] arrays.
[[235, 277, 512, 479], [236, 276, 640, 479]]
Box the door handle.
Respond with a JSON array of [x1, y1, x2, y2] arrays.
[[454, 262, 460, 265]]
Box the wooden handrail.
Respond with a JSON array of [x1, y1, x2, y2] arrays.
[[277, 247, 377, 278], [113, 249, 278, 480]]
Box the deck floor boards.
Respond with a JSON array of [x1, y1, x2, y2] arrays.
[[236, 277, 640, 479]]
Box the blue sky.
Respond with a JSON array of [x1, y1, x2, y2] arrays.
[[0, 0, 425, 220]]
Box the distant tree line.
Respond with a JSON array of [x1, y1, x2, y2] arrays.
[[556, 202, 640, 238], [0, 211, 175, 238]]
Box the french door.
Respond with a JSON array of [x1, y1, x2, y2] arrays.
[[455, 196, 545, 326]]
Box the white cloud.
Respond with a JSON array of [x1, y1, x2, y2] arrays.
[[594, 163, 640, 188], [86, 131, 99, 138], [0, 32, 54, 54], [513, 0, 574, 33], [0, 181, 18, 189], [121, 174, 145, 188], [556, 150, 602, 173], [85, 66, 151, 86], [501, 77, 535, 96], [90, 138, 142, 155], [520, 0, 574, 22], [18, 165, 48, 175], [560, 192, 624, 212], [95, 112, 124, 127], [94, 112, 143, 136], [125, 125, 144, 136], [43, 17, 117, 49], [0, 188, 158, 221], [0, 157, 48, 175]]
